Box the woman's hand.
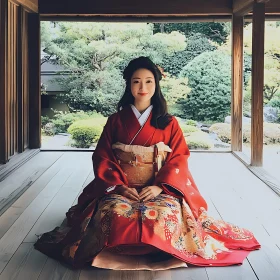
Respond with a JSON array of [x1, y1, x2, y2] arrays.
[[116, 185, 140, 201], [139, 185, 163, 202]]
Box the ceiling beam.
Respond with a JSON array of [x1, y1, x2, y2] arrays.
[[265, 0, 280, 14], [11, 0, 38, 13], [233, 0, 254, 16], [233, 0, 270, 16], [38, 0, 232, 15]]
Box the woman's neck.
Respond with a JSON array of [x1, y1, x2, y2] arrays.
[[133, 102, 151, 114]]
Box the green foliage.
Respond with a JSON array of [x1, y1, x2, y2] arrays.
[[41, 116, 50, 126], [180, 50, 231, 122], [243, 123, 280, 144], [161, 34, 216, 77], [160, 75, 190, 106], [243, 90, 251, 117], [209, 123, 231, 143], [186, 119, 197, 126], [51, 110, 105, 133], [153, 23, 230, 45], [68, 119, 104, 148], [180, 124, 199, 134], [186, 131, 213, 150], [268, 98, 280, 108], [210, 122, 280, 144], [168, 103, 186, 116], [41, 22, 186, 115], [244, 23, 280, 104], [244, 54, 252, 88], [263, 123, 280, 144], [55, 68, 124, 116], [263, 65, 280, 102], [43, 123, 56, 136]]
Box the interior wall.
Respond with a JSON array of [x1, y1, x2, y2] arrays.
[[0, 0, 31, 163]]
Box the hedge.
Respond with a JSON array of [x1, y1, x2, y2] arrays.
[[68, 119, 105, 148]]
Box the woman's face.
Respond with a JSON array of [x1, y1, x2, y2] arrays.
[[130, 68, 156, 106]]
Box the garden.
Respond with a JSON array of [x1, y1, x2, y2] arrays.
[[40, 22, 280, 153]]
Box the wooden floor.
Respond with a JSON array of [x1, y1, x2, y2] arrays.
[[0, 151, 280, 280]]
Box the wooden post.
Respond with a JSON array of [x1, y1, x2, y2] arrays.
[[28, 13, 41, 149], [17, 6, 24, 153], [22, 9, 29, 150], [251, 1, 265, 166], [231, 14, 244, 152], [0, 0, 8, 163]]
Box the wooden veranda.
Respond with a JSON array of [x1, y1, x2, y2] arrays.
[[1, 0, 280, 279], [0, 152, 280, 280]]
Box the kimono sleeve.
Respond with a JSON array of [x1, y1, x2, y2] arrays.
[[77, 114, 129, 207], [92, 114, 129, 192], [153, 118, 208, 218]]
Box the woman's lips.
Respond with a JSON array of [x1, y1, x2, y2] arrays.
[[138, 93, 148, 96]]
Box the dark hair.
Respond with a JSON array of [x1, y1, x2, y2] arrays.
[[117, 56, 172, 130]]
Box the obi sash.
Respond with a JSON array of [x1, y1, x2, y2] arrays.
[[112, 142, 172, 187]]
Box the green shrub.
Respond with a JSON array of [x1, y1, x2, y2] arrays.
[[268, 98, 280, 108], [180, 124, 199, 134], [263, 123, 280, 144], [186, 131, 213, 150], [243, 124, 251, 143], [43, 123, 55, 136], [41, 116, 50, 126], [209, 123, 231, 143], [186, 119, 197, 126], [180, 50, 231, 122], [68, 119, 104, 148], [52, 110, 105, 133], [210, 122, 280, 144], [89, 117, 107, 127], [161, 33, 217, 77]]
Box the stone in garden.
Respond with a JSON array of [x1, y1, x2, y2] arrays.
[[224, 116, 251, 124], [263, 106, 279, 123]]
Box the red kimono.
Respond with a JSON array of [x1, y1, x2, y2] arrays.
[[34, 106, 260, 269]]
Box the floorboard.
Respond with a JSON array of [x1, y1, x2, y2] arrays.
[[37, 258, 81, 280], [0, 153, 91, 273], [0, 152, 280, 279], [190, 153, 280, 280], [0, 152, 69, 239], [24, 154, 91, 242], [0, 152, 63, 216], [0, 243, 47, 280]]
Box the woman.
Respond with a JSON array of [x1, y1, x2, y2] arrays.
[[34, 57, 260, 270]]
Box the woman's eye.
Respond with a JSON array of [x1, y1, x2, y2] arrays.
[[133, 81, 139, 84], [147, 80, 153, 83]]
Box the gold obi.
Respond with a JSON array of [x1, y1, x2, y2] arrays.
[[112, 142, 172, 187]]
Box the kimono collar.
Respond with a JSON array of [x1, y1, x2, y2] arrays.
[[119, 106, 156, 145], [130, 104, 153, 127]]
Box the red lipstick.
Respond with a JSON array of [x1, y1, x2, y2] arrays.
[[139, 92, 148, 96]]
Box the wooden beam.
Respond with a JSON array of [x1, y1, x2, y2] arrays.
[[17, 6, 23, 153], [233, 0, 270, 16], [28, 13, 41, 149], [231, 14, 244, 152], [0, 0, 8, 163], [41, 15, 234, 22], [22, 9, 29, 150], [265, 0, 280, 14], [10, 0, 37, 13], [233, 0, 254, 16], [38, 0, 232, 15], [251, 1, 265, 166]]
